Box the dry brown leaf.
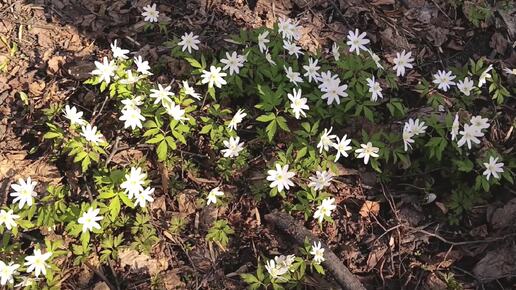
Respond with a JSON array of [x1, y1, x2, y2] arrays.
[[47, 56, 65, 74], [0, 156, 61, 186], [366, 245, 387, 271], [434, 201, 448, 214], [93, 282, 110, 290], [489, 198, 516, 229], [177, 191, 197, 215], [162, 269, 187, 289], [490, 32, 508, 55], [473, 245, 516, 282], [187, 171, 218, 185], [29, 80, 46, 96], [372, 0, 394, 6], [119, 248, 169, 276], [422, 273, 448, 290], [359, 201, 380, 218]]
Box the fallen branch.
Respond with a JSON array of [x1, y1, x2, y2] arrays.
[[264, 212, 366, 290]]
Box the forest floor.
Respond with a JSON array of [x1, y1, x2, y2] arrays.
[[1, 0, 516, 289]]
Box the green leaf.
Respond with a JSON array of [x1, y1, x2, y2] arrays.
[[80, 230, 90, 250], [157, 140, 168, 161], [81, 156, 91, 172], [276, 116, 290, 132], [256, 113, 275, 122], [146, 134, 164, 144], [73, 151, 88, 163], [100, 81, 107, 92], [143, 128, 160, 137], [208, 86, 215, 100], [240, 273, 259, 284], [454, 159, 474, 172], [265, 120, 277, 142], [119, 192, 134, 208], [165, 136, 177, 150], [109, 196, 121, 220], [200, 124, 212, 134], [185, 57, 202, 68], [295, 147, 307, 162], [98, 190, 117, 199], [363, 106, 374, 122], [43, 131, 62, 139], [172, 130, 186, 144]]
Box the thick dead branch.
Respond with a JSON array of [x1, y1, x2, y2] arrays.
[[264, 211, 366, 290]]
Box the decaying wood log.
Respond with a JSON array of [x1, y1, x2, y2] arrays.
[[265, 211, 366, 290]]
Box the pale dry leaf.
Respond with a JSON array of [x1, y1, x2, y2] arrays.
[[162, 269, 187, 289], [47, 56, 65, 74], [366, 245, 387, 271], [93, 282, 110, 290], [29, 80, 46, 96], [359, 200, 380, 218], [118, 248, 169, 276]]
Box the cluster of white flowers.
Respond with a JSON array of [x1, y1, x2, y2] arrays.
[[63, 105, 106, 145], [120, 167, 155, 208], [277, 17, 302, 42], [433, 63, 496, 96], [221, 110, 247, 158], [455, 115, 490, 150], [319, 71, 348, 105], [402, 118, 428, 151], [0, 250, 52, 285], [264, 242, 325, 280], [3, 177, 54, 283], [316, 127, 379, 165], [265, 254, 296, 280], [119, 96, 145, 130]]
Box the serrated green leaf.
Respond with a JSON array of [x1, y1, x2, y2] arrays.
[[157, 140, 168, 161]]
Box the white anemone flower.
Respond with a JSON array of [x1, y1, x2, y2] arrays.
[[266, 164, 296, 192], [10, 177, 38, 209], [142, 3, 159, 23], [78, 207, 103, 232], [178, 32, 200, 54], [24, 249, 52, 277], [355, 142, 380, 165], [313, 197, 336, 223]]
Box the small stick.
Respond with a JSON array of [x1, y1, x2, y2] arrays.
[[265, 211, 366, 290]]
